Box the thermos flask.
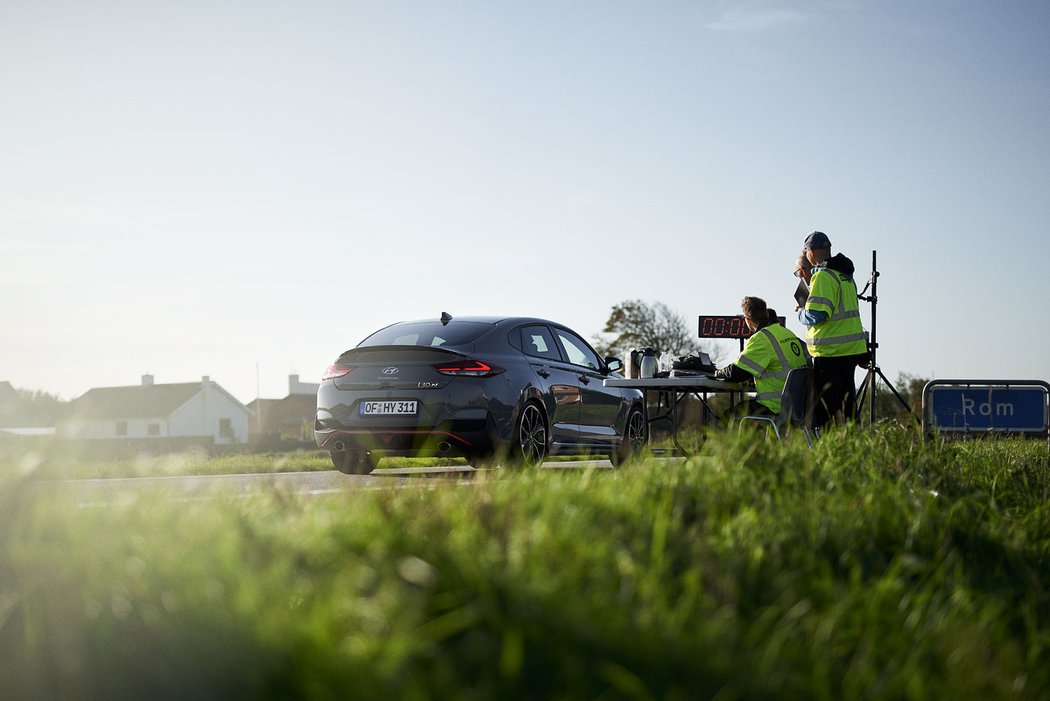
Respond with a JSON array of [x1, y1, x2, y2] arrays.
[[639, 347, 657, 378]]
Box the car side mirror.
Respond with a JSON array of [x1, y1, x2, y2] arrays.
[[604, 357, 624, 374]]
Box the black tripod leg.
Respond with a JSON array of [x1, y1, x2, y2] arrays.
[[855, 368, 873, 422], [875, 367, 912, 415], [857, 370, 871, 398]]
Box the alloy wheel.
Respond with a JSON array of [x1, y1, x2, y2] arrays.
[[517, 403, 547, 466], [612, 407, 646, 466]]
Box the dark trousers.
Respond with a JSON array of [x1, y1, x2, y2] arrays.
[[813, 355, 864, 427], [721, 397, 774, 425]]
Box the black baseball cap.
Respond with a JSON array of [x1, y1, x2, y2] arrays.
[[804, 231, 831, 250]]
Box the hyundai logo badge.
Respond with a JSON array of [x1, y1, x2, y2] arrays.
[[382, 367, 399, 375]]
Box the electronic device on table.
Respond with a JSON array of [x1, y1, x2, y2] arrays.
[[671, 351, 716, 377]]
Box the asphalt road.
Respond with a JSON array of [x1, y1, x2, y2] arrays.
[[53, 459, 619, 504]]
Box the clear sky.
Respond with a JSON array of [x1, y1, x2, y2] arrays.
[[3, 0, 1049, 404]]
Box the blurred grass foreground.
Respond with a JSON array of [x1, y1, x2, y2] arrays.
[[2, 427, 1049, 700]]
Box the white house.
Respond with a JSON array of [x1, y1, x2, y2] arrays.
[[246, 374, 320, 446], [287, 374, 319, 397], [60, 375, 250, 445]]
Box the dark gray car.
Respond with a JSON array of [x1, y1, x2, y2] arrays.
[[315, 313, 646, 473]]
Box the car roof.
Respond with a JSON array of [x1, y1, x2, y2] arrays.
[[392, 315, 563, 328]]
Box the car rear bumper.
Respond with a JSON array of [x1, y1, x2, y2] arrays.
[[315, 415, 498, 458]]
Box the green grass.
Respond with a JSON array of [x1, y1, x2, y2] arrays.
[[1, 427, 1048, 699]]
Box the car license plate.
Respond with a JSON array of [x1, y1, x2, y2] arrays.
[[359, 400, 418, 416]]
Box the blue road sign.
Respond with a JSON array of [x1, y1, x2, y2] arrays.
[[927, 384, 1048, 432]]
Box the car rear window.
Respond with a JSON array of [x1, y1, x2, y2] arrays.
[[358, 321, 492, 348]]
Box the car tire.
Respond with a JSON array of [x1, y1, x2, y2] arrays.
[[610, 406, 645, 467], [510, 401, 548, 467], [330, 449, 373, 475]]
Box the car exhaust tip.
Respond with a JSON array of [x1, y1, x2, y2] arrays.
[[438, 441, 452, 453], [333, 440, 347, 452]]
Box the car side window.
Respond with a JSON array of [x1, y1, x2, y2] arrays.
[[554, 329, 600, 370], [520, 325, 561, 361]]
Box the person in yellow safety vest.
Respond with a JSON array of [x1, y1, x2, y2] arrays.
[[714, 296, 810, 416], [796, 231, 870, 427]]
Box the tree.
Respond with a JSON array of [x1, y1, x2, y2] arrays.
[[0, 388, 70, 427], [593, 299, 712, 360]]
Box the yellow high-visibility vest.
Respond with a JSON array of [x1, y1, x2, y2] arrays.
[[734, 323, 809, 413], [804, 267, 868, 357]]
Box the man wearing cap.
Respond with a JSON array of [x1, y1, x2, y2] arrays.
[[797, 231, 869, 427]]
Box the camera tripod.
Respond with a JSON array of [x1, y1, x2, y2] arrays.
[[855, 250, 912, 424]]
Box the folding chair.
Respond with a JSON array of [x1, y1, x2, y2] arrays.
[[739, 366, 815, 447]]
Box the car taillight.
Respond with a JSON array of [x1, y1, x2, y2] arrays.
[[322, 364, 353, 381], [432, 359, 504, 377]]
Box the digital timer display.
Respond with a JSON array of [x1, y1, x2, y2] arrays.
[[698, 315, 752, 339], [697, 315, 787, 339]]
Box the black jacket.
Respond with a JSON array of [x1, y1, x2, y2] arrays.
[[824, 253, 856, 279], [714, 362, 753, 384]]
